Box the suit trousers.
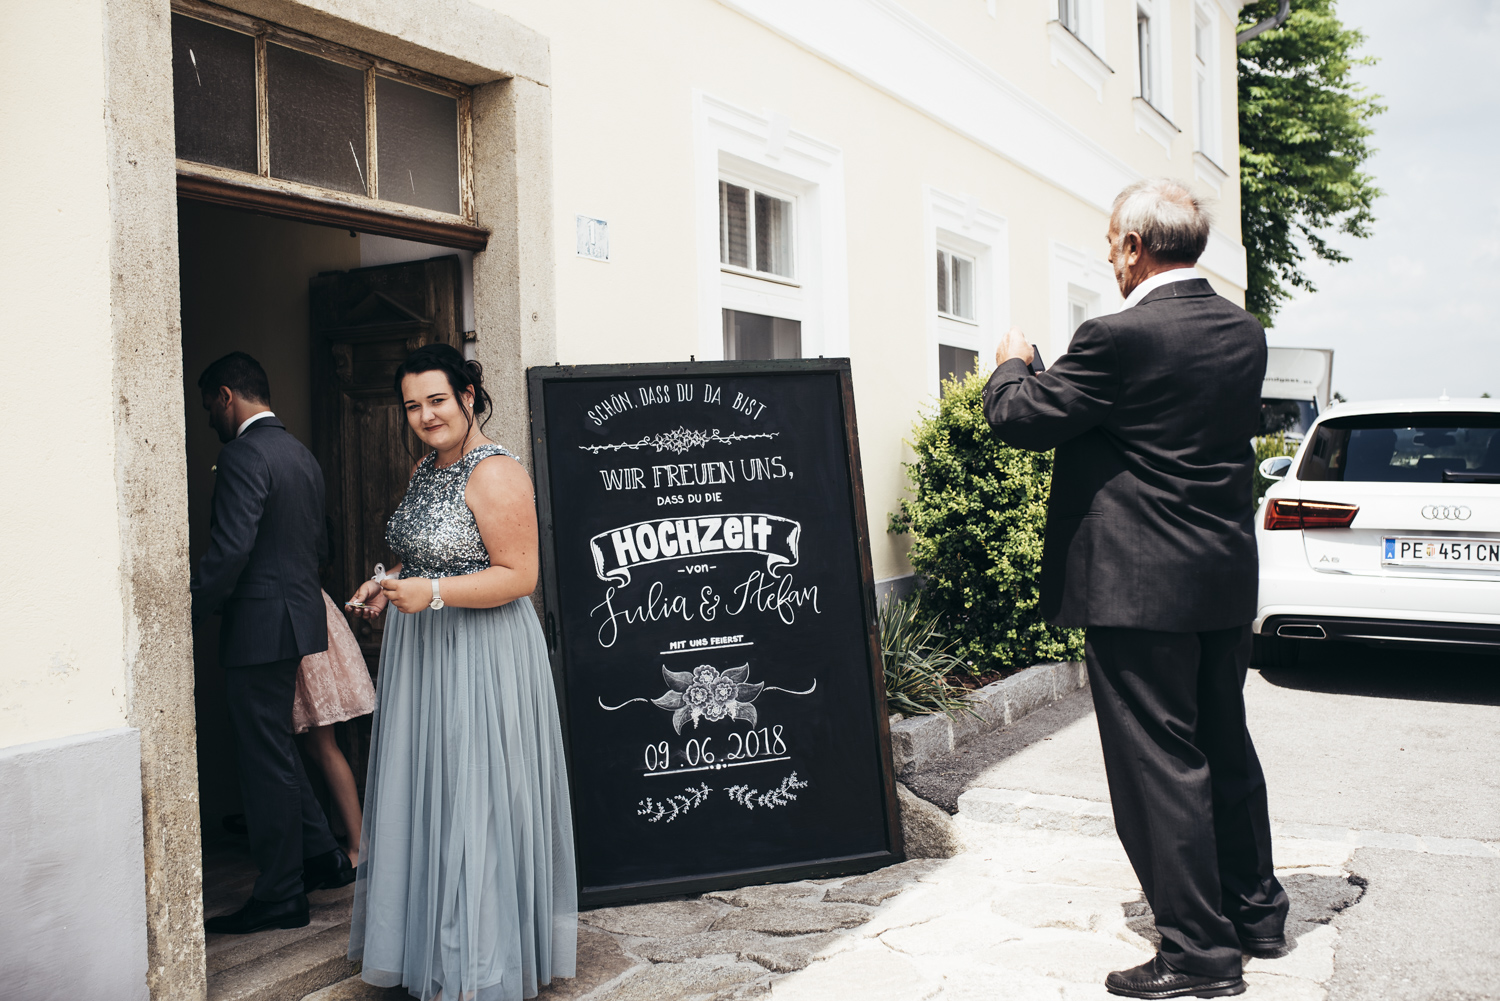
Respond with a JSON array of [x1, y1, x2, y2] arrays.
[[225, 658, 339, 902], [1085, 625, 1288, 978]]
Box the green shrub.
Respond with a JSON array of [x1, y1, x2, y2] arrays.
[[1253, 432, 1298, 504], [889, 372, 1084, 675], [877, 592, 972, 718]]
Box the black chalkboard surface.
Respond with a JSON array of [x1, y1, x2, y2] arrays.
[[528, 359, 903, 907]]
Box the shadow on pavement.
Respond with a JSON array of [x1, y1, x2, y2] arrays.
[[1258, 641, 1500, 706], [1119, 871, 1366, 956]]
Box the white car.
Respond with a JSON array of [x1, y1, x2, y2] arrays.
[[1253, 397, 1500, 668]]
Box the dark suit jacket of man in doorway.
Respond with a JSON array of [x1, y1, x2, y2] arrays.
[[191, 351, 343, 932], [981, 179, 1287, 997]]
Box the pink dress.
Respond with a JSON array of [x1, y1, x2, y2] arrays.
[[293, 591, 377, 733]]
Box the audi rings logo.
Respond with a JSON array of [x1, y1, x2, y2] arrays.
[[1421, 505, 1472, 521]]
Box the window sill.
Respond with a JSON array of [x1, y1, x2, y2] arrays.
[[1132, 98, 1181, 154], [937, 311, 979, 327], [720, 264, 801, 288], [176, 161, 489, 251], [1046, 20, 1113, 101], [1193, 150, 1230, 192]]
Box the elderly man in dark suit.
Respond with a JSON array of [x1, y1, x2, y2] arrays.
[[192, 352, 354, 935], [983, 179, 1287, 998]]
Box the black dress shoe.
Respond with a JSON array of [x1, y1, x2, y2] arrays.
[[303, 846, 357, 892], [1105, 955, 1246, 999], [1239, 932, 1288, 957], [205, 894, 309, 935]]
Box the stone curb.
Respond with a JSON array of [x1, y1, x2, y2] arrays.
[[958, 787, 1500, 859], [956, 787, 1116, 837], [888, 660, 1088, 779]]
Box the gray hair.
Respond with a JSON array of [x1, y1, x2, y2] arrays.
[[1111, 178, 1211, 264]]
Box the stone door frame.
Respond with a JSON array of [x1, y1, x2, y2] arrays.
[[105, 1, 555, 996]]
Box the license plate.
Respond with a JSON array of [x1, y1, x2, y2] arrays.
[[1382, 537, 1500, 569]]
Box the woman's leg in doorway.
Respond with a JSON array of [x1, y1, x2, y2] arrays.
[[306, 723, 362, 866]]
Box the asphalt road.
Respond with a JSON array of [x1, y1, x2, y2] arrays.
[[907, 641, 1500, 1000]]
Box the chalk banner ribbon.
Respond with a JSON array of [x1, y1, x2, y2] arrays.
[[590, 513, 801, 587]]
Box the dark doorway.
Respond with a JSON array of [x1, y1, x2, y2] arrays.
[[178, 199, 466, 991]]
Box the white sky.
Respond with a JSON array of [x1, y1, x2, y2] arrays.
[[1264, 0, 1500, 402]]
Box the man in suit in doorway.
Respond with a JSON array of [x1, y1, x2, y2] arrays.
[[192, 351, 355, 935], [982, 178, 1287, 998]]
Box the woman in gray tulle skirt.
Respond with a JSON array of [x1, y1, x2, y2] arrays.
[[346, 345, 576, 1001]]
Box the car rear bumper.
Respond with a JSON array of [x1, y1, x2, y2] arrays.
[[1257, 613, 1500, 653]]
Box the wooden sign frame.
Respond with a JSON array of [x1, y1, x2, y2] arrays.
[[527, 358, 903, 908]]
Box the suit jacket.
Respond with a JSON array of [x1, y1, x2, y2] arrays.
[[981, 279, 1267, 632], [191, 416, 329, 667]]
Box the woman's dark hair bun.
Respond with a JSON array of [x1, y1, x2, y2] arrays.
[[393, 342, 494, 428]]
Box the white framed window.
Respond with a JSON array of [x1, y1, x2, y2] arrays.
[[695, 94, 848, 361], [1051, 241, 1121, 359], [719, 179, 795, 281], [936, 248, 976, 322], [1048, 0, 1111, 100], [1132, 0, 1179, 153], [1192, 3, 1222, 165], [925, 189, 1008, 399], [1136, 6, 1156, 106], [723, 310, 801, 360]]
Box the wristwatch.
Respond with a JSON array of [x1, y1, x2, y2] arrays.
[[429, 578, 445, 610]]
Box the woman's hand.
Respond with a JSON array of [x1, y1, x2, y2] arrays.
[[380, 576, 434, 614], [345, 580, 387, 620]]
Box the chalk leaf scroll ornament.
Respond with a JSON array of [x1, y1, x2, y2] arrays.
[[654, 664, 763, 733]]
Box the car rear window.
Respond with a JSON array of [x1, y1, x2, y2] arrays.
[[1300, 412, 1500, 482]]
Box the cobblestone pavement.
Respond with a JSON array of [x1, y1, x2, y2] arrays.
[[310, 813, 1362, 1001], [312, 648, 1500, 1001]]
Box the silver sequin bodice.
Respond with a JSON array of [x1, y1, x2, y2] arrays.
[[387, 443, 516, 579]]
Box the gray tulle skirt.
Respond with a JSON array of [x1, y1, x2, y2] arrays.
[[349, 599, 577, 1001]]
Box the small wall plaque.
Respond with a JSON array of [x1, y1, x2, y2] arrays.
[[577, 215, 609, 262]]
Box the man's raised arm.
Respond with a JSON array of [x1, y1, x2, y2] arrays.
[[982, 320, 1121, 452]]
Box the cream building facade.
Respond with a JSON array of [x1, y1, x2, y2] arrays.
[[0, 1, 1251, 997]]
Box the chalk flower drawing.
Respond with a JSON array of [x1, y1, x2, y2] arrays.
[[637, 783, 712, 823], [727, 772, 808, 811], [578, 427, 779, 456], [654, 664, 763, 733]]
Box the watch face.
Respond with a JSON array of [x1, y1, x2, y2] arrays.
[[430, 597, 444, 610]]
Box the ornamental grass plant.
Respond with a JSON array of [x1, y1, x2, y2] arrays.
[[877, 592, 972, 719], [889, 371, 1084, 677]]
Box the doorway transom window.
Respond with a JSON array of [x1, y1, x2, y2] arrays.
[[170, 0, 482, 248]]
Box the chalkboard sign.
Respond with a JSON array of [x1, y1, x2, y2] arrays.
[[528, 359, 903, 907]]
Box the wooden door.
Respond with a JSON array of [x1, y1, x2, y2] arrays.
[[310, 256, 464, 671]]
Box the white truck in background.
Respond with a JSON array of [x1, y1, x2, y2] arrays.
[[1261, 347, 1334, 439]]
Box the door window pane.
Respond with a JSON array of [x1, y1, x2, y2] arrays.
[[267, 43, 367, 194], [376, 77, 459, 214], [720, 182, 750, 268], [939, 345, 979, 394], [755, 192, 793, 278], [171, 14, 257, 172], [723, 310, 801, 360]]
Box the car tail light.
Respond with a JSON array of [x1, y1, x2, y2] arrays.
[[1264, 499, 1360, 531]]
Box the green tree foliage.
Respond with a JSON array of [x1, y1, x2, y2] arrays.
[[1239, 0, 1384, 325], [889, 373, 1084, 675]]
